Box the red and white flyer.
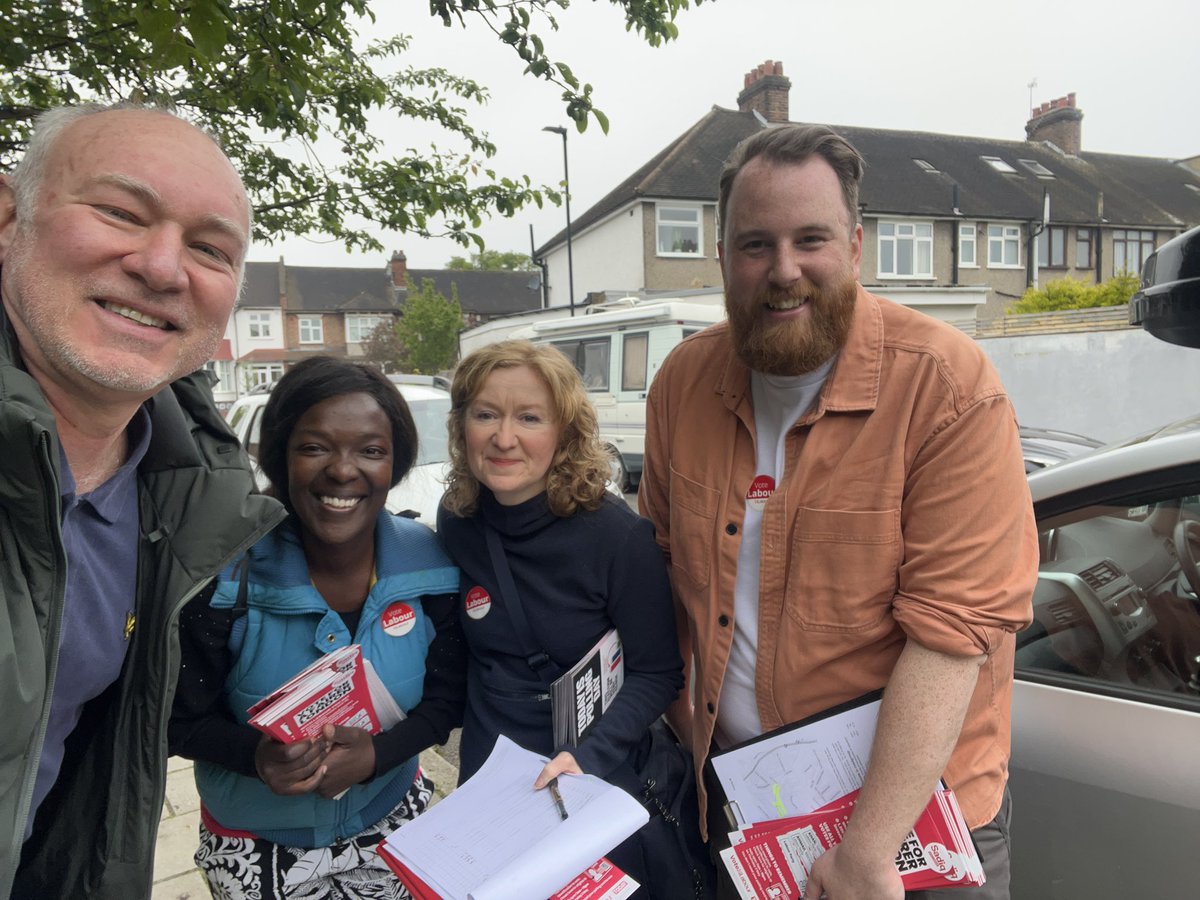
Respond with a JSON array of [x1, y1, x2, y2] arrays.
[[549, 858, 640, 900], [721, 787, 984, 898], [247, 644, 402, 743]]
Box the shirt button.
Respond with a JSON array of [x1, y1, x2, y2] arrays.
[[706, 701, 715, 714], [725, 523, 738, 535], [718, 615, 730, 627]]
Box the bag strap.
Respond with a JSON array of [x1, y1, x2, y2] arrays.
[[228, 555, 251, 657], [483, 523, 554, 673]]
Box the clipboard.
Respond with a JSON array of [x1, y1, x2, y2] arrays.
[[703, 690, 884, 829]]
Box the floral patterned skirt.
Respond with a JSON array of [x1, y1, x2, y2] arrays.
[[195, 770, 434, 900]]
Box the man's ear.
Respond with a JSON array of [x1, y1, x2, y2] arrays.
[[0, 176, 18, 264]]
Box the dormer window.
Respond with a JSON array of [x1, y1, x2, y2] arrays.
[[913, 158, 939, 174]]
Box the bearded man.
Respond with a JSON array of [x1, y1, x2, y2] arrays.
[[639, 124, 1037, 900]]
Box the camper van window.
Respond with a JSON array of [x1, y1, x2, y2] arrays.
[[551, 338, 611, 391], [622, 333, 649, 391]]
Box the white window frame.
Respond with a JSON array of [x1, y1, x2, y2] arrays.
[[987, 224, 1022, 268], [656, 204, 703, 257], [877, 220, 934, 279], [958, 223, 978, 268], [204, 359, 234, 390], [1112, 229, 1156, 276], [981, 156, 1018, 174], [347, 314, 391, 343], [247, 312, 273, 339], [246, 363, 283, 390], [298, 316, 324, 344], [1018, 158, 1055, 178]]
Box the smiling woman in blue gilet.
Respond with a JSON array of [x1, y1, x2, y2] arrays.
[[169, 357, 465, 900]]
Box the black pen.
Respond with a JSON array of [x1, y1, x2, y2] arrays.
[[547, 777, 569, 820]]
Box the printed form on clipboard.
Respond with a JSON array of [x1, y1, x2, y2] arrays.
[[706, 691, 883, 829], [707, 692, 986, 897]]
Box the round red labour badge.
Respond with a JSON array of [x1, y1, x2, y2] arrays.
[[381, 602, 417, 637], [746, 474, 775, 511], [465, 586, 492, 620]]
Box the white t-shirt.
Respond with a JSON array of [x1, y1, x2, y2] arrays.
[[713, 357, 835, 747]]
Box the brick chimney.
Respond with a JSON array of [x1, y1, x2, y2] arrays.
[[389, 250, 408, 287], [737, 60, 791, 124], [1025, 92, 1083, 156], [276, 256, 288, 310]]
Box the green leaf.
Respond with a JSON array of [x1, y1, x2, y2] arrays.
[[187, 0, 229, 61]]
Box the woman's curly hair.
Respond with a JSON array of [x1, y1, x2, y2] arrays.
[[441, 339, 612, 518]]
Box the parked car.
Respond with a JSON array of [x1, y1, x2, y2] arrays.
[[1018, 425, 1103, 472], [1009, 225, 1200, 897], [225, 381, 451, 529]]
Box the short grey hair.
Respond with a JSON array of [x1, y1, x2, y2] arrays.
[[9, 102, 253, 289], [718, 124, 865, 242]]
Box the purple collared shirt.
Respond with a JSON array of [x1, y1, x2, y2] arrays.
[[25, 406, 152, 840]]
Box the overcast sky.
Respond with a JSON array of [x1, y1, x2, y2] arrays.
[[251, 0, 1198, 271]]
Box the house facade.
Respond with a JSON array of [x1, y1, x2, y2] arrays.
[[208, 252, 541, 410], [536, 61, 1200, 321]]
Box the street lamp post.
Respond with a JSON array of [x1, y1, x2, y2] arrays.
[[542, 125, 576, 316]]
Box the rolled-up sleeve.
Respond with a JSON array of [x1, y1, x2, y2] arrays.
[[892, 392, 1037, 656]]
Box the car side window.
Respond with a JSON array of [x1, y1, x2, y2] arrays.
[[247, 407, 264, 461], [1018, 486, 1200, 704]]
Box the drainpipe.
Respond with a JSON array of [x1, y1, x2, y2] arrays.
[[951, 184, 961, 286], [530, 225, 549, 310]]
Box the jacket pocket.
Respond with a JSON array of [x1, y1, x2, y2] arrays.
[[784, 507, 900, 631], [668, 466, 720, 588]]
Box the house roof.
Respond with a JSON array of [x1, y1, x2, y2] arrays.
[[239, 261, 541, 317], [537, 107, 1200, 252], [405, 268, 543, 317], [237, 347, 322, 364], [240, 262, 399, 313]]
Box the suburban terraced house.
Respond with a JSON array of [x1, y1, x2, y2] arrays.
[[533, 60, 1200, 325]]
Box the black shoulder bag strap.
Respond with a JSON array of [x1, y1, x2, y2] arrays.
[[483, 522, 555, 675]]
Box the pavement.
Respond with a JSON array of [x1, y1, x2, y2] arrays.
[[151, 735, 461, 899]]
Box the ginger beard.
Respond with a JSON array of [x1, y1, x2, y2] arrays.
[[726, 271, 858, 376]]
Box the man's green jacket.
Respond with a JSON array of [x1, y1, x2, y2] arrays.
[[0, 306, 285, 899]]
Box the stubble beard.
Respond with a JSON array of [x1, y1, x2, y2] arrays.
[[3, 227, 220, 395], [727, 274, 858, 376]]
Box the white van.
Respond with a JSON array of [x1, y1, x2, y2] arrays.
[[521, 299, 725, 489]]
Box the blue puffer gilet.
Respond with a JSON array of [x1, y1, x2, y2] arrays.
[[194, 512, 458, 847]]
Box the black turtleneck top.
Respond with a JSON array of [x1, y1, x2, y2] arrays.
[[437, 489, 683, 782]]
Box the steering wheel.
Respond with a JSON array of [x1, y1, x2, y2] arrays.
[[1174, 519, 1200, 598]]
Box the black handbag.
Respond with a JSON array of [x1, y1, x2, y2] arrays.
[[627, 720, 717, 900], [484, 524, 715, 898]]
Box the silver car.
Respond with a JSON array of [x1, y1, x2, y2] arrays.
[[1010, 225, 1200, 897]]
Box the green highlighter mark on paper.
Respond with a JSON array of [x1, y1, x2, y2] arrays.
[[772, 783, 787, 817]]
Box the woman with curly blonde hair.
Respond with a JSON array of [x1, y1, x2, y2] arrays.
[[437, 339, 683, 892], [440, 340, 612, 518]]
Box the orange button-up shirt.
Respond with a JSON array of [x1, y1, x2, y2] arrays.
[[640, 288, 1037, 829]]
